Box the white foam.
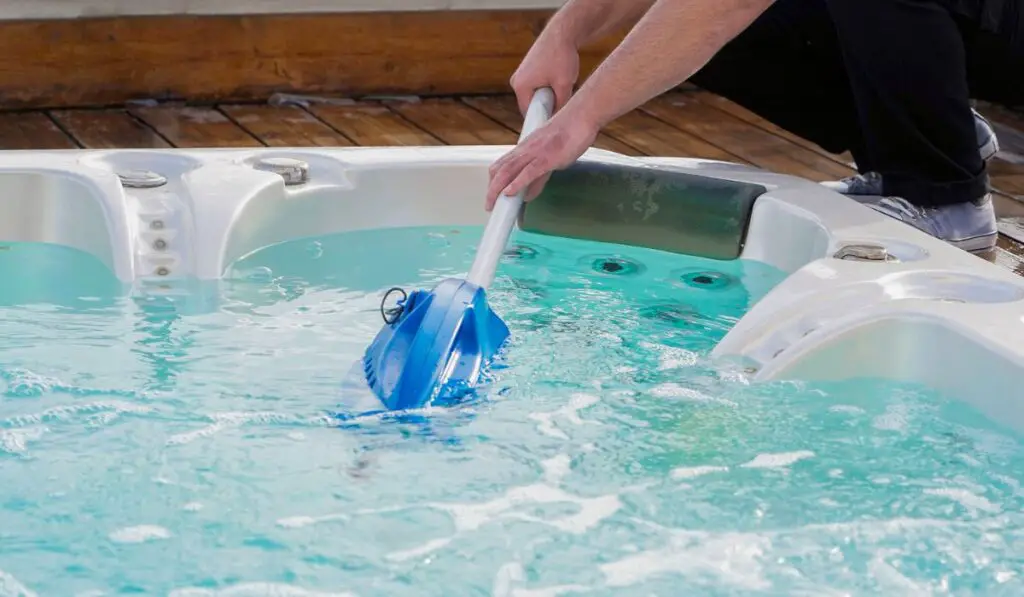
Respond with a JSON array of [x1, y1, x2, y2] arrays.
[[670, 465, 728, 480], [828, 405, 865, 415], [276, 513, 348, 529], [0, 570, 36, 597], [0, 427, 47, 454], [600, 530, 771, 590], [992, 474, 1021, 493], [182, 502, 204, 512], [492, 562, 589, 597], [509, 586, 590, 597], [169, 583, 354, 597], [529, 413, 568, 440], [597, 516, 998, 592], [166, 411, 309, 445], [659, 355, 699, 370], [108, 525, 172, 543], [3, 401, 152, 428], [650, 344, 699, 370], [648, 383, 732, 406], [379, 474, 623, 562], [439, 483, 621, 535], [529, 393, 600, 440], [541, 454, 572, 484], [867, 550, 930, 594], [385, 537, 455, 563], [872, 404, 910, 432], [923, 488, 1001, 514], [996, 570, 1017, 583], [492, 563, 524, 597], [0, 369, 58, 397], [740, 451, 815, 469]]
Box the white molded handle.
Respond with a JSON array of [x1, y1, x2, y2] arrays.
[[466, 87, 556, 288]]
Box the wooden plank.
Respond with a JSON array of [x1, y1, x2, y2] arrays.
[[998, 215, 1024, 244], [0, 112, 78, 149], [390, 98, 519, 145], [462, 95, 643, 156], [989, 160, 1024, 199], [964, 102, 1024, 203], [0, 11, 625, 110], [50, 109, 170, 149], [308, 103, 441, 146], [993, 193, 1024, 220], [690, 90, 856, 168], [977, 235, 1024, 277], [129, 106, 262, 148], [641, 94, 854, 181], [696, 91, 1024, 197], [220, 104, 354, 147], [601, 110, 744, 163]]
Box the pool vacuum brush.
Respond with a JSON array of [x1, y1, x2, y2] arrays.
[[353, 87, 556, 414]]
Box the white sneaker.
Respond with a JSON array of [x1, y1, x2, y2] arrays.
[[865, 194, 998, 252]]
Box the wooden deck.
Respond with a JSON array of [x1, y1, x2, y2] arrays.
[[2, 88, 1024, 274]]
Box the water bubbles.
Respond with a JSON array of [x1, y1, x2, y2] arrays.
[[1, 368, 56, 398], [108, 525, 172, 544], [501, 242, 552, 266], [635, 302, 734, 349], [638, 302, 700, 328], [242, 266, 274, 283], [503, 243, 539, 262], [427, 232, 450, 248], [305, 241, 323, 259], [498, 277, 548, 301]]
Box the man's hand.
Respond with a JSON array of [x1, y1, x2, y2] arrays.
[[485, 110, 599, 211], [510, 30, 580, 114], [487, 0, 774, 212], [510, 0, 659, 114]]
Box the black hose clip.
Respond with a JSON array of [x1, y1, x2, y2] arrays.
[[380, 287, 408, 325]]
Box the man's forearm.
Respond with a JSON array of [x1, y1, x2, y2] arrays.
[[565, 0, 774, 127], [544, 0, 657, 49]]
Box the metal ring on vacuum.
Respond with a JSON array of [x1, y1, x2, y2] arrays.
[[380, 287, 408, 324]]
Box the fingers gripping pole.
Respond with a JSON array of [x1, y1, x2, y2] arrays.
[[466, 87, 556, 289]]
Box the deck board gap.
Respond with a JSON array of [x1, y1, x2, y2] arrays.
[[635, 107, 746, 165], [127, 109, 177, 149], [457, 98, 524, 139], [382, 104, 449, 146], [296, 106, 359, 146], [44, 111, 84, 149]]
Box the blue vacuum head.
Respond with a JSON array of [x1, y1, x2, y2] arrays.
[[361, 277, 510, 412], [340, 88, 555, 420]]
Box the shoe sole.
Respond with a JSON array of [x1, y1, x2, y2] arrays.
[[949, 232, 998, 253]]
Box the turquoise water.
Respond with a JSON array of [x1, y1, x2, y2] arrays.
[[0, 227, 1022, 596]]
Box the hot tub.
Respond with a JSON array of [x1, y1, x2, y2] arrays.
[[1, 146, 1022, 595]]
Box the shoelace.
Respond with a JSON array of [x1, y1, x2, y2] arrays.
[[874, 196, 930, 221], [837, 171, 883, 195]]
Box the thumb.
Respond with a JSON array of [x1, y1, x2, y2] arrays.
[[552, 82, 574, 112], [513, 85, 531, 116]]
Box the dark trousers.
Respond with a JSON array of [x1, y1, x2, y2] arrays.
[[690, 0, 1024, 207]]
